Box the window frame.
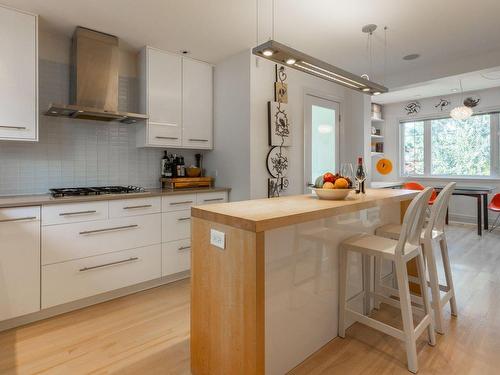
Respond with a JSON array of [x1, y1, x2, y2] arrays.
[[399, 111, 500, 179]]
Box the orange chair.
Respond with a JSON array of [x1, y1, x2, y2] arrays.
[[488, 193, 500, 232], [403, 182, 437, 205]]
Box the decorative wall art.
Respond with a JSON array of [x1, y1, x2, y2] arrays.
[[266, 146, 289, 178], [268, 101, 292, 146], [274, 65, 288, 103], [268, 177, 289, 198], [267, 65, 291, 198], [376, 158, 393, 175], [463, 96, 480, 107], [404, 101, 421, 115], [434, 98, 450, 111]]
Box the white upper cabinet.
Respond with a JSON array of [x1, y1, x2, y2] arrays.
[[138, 47, 182, 147], [182, 58, 213, 149], [0, 6, 38, 141], [137, 46, 213, 149]]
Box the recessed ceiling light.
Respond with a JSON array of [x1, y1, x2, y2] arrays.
[[362, 88, 370, 92], [373, 92, 381, 96], [451, 88, 458, 92], [285, 58, 296, 65], [403, 53, 420, 61], [262, 49, 274, 57]]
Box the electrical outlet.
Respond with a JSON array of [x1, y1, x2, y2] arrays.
[[210, 229, 225, 249]]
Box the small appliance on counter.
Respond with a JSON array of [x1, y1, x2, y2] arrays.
[[160, 151, 213, 189]]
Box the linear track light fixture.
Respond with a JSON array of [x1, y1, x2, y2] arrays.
[[252, 40, 388, 96]]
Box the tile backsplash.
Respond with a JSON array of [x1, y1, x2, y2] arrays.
[[0, 60, 196, 196]]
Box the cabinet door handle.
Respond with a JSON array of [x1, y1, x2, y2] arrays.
[[59, 210, 97, 216], [203, 198, 224, 202], [155, 136, 178, 140], [0, 125, 27, 130], [0, 216, 37, 223], [177, 217, 191, 221], [178, 246, 191, 251], [79, 224, 139, 235], [188, 138, 209, 142], [123, 204, 152, 210], [169, 201, 193, 205], [79, 257, 139, 272]]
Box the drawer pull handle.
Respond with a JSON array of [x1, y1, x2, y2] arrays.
[[0, 125, 27, 130], [0, 216, 37, 223], [177, 217, 191, 221], [188, 138, 209, 142], [123, 204, 152, 210], [178, 246, 191, 251], [169, 201, 193, 205], [79, 224, 139, 235], [155, 136, 178, 140], [79, 257, 139, 272], [59, 210, 97, 216], [203, 198, 224, 202]]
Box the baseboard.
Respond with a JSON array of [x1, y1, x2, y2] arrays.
[[0, 271, 190, 333], [448, 213, 496, 225]]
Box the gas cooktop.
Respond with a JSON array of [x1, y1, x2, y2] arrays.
[[50, 186, 146, 198]]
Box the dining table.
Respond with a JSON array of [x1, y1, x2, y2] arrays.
[[434, 185, 495, 236]]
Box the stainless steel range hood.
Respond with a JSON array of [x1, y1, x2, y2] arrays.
[[45, 27, 147, 124]]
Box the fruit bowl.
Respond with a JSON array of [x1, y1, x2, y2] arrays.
[[310, 187, 352, 200]]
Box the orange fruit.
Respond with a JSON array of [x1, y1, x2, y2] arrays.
[[322, 182, 334, 189], [334, 178, 349, 189]]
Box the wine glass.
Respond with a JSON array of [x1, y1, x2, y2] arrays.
[[340, 163, 354, 187]]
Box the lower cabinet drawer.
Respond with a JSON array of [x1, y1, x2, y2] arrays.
[[42, 213, 161, 265], [42, 244, 162, 309], [109, 197, 161, 218], [162, 210, 191, 242], [162, 240, 191, 277], [196, 191, 227, 205]]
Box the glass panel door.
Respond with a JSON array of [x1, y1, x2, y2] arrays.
[[304, 94, 340, 191]]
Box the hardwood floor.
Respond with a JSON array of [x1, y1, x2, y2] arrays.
[[1, 224, 499, 374]]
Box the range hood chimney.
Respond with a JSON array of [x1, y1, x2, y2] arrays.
[[46, 27, 147, 124]]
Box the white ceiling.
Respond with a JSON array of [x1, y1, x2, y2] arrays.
[[3, 0, 500, 88], [373, 67, 500, 104]]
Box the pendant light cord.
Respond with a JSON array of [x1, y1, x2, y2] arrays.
[[272, 0, 276, 40], [459, 79, 464, 104], [383, 26, 388, 86], [256, 0, 259, 44]]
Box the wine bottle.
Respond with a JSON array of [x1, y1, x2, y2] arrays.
[[355, 157, 366, 194]]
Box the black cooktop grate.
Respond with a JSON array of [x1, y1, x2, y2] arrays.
[[50, 186, 146, 198]]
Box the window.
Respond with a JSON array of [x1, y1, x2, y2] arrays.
[[402, 121, 424, 175], [400, 113, 499, 178]]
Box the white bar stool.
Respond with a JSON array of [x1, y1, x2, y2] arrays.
[[338, 188, 435, 374], [376, 182, 457, 334]]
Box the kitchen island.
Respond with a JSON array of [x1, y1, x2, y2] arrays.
[[190, 189, 418, 375]]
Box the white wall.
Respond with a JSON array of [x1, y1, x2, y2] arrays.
[[373, 86, 500, 223], [204, 50, 252, 202]]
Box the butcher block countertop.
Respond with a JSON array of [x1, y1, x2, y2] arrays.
[[191, 188, 418, 232], [0, 187, 231, 209]]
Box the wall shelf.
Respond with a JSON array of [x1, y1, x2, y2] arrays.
[[371, 152, 384, 157]]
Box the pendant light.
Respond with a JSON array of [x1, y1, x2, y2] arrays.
[[253, 1, 388, 95], [450, 80, 473, 120]]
